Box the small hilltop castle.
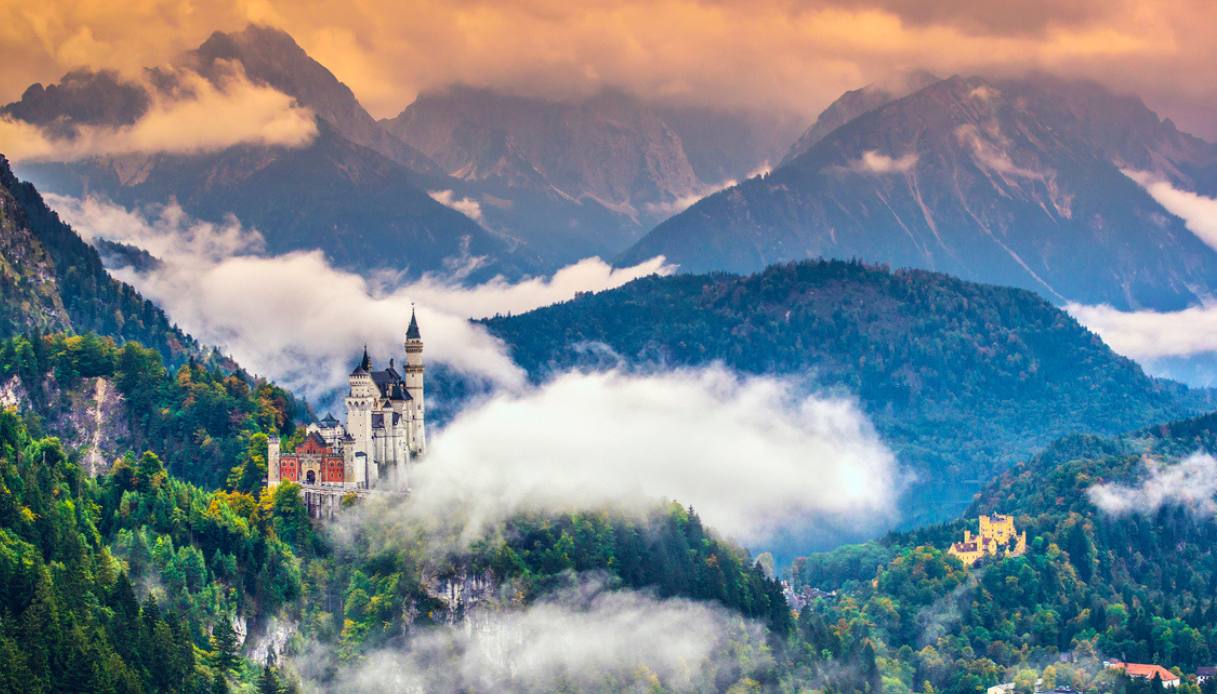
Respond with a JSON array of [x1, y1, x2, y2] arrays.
[[266, 310, 426, 518], [948, 513, 1026, 567]]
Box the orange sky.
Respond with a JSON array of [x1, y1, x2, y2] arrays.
[[2, 0, 1215, 138]]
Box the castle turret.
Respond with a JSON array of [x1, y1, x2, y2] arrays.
[[267, 434, 281, 488], [404, 307, 426, 455], [346, 346, 376, 484]]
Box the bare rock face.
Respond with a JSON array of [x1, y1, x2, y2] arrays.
[[621, 74, 1217, 311], [780, 70, 940, 165], [382, 86, 796, 264], [190, 25, 441, 175], [72, 377, 128, 477], [419, 566, 502, 626]]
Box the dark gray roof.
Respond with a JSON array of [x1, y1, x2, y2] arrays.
[[406, 308, 421, 340], [319, 413, 339, 427], [351, 345, 372, 375]]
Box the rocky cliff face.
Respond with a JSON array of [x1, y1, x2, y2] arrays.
[[621, 75, 1217, 310], [382, 86, 794, 264], [189, 25, 441, 175], [780, 71, 940, 165], [388, 87, 702, 210], [1, 373, 129, 476]]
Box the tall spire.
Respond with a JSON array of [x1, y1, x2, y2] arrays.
[[406, 304, 421, 340], [351, 344, 372, 375]]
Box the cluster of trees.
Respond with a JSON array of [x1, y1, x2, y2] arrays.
[[0, 332, 299, 487], [0, 407, 308, 692], [786, 410, 1217, 693]]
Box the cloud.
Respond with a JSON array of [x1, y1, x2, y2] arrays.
[[848, 149, 918, 174], [642, 162, 771, 217], [0, 68, 317, 161], [43, 194, 673, 406], [1088, 452, 1217, 516], [299, 581, 768, 693], [428, 189, 484, 222], [2, 2, 1216, 140], [397, 366, 902, 545], [1122, 169, 1217, 251], [1066, 301, 1217, 360]]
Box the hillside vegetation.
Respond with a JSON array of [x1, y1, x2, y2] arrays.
[[789, 410, 1217, 693], [482, 260, 1205, 527]]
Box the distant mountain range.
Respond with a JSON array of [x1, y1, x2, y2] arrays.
[[477, 260, 1210, 533], [384, 85, 797, 264], [4, 25, 796, 276], [620, 74, 1217, 310], [5, 26, 530, 280]]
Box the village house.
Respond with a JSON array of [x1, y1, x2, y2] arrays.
[[1104, 660, 1181, 688]]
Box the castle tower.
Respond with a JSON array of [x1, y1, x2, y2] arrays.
[[404, 307, 426, 455], [346, 346, 376, 486], [267, 434, 281, 488]]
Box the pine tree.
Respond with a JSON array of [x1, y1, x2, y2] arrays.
[[258, 663, 283, 694], [211, 616, 241, 673]]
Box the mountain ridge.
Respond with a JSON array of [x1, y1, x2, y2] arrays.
[[619, 74, 1217, 311]]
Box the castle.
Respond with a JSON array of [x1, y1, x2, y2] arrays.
[[948, 513, 1026, 567], [266, 310, 426, 518]]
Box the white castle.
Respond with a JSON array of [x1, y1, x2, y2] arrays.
[[266, 310, 426, 518]]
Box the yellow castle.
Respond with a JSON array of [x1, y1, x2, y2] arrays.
[[948, 513, 1027, 567]]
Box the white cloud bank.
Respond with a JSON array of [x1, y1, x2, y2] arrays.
[[1088, 452, 1217, 517], [303, 583, 766, 693], [0, 68, 317, 162], [403, 366, 902, 545], [1064, 175, 1217, 368], [1123, 169, 1217, 251], [44, 195, 672, 405], [46, 196, 903, 546], [1067, 301, 1217, 360]]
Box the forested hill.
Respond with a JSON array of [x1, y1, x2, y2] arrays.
[[481, 260, 1207, 528], [0, 155, 193, 362], [787, 406, 1217, 693]]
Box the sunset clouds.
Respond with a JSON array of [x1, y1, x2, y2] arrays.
[[1, 1, 1215, 139], [0, 67, 316, 161]]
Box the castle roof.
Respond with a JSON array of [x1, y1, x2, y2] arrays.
[[1110, 662, 1180, 682], [406, 307, 421, 340], [319, 413, 339, 427], [350, 345, 372, 375]]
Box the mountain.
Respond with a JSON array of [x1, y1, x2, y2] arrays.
[[478, 260, 1207, 531], [0, 157, 298, 484], [188, 25, 441, 175], [0, 154, 192, 359], [779, 70, 940, 165], [382, 86, 798, 265], [789, 408, 1217, 694], [620, 74, 1217, 311], [5, 28, 533, 280]]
